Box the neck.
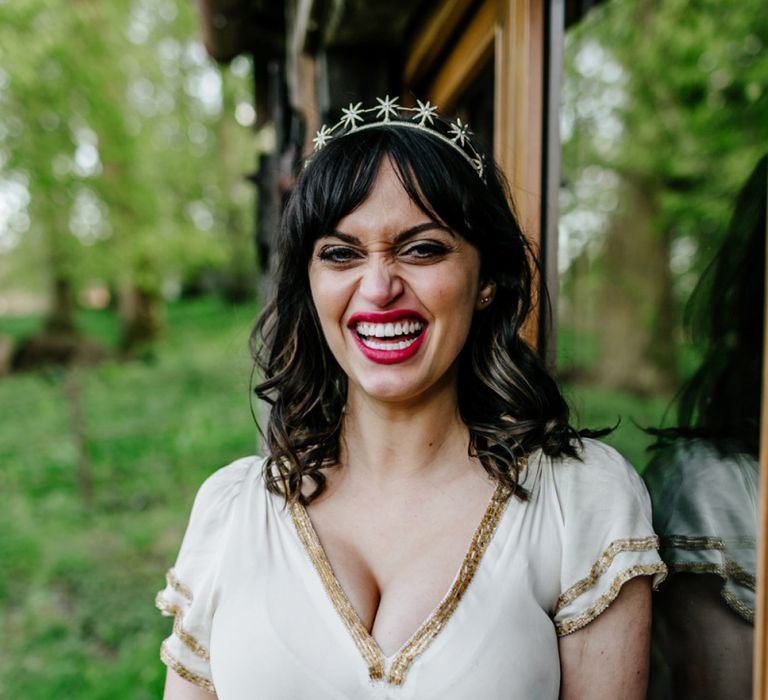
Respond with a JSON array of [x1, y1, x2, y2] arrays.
[[338, 380, 474, 490]]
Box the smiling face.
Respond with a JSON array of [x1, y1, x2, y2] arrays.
[[308, 159, 493, 407]]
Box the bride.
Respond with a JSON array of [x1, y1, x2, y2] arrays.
[[157, 100, 665, 699]]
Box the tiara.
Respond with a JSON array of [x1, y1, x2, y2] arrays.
[[310, 96, 486, 180]]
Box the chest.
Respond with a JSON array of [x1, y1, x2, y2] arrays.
[[209, 492, 564, 698], [304, 485, 498, 656]]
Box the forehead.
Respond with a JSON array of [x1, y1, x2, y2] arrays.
[[335, 159, 432, 236]]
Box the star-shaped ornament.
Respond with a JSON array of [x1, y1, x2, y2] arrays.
[[448, 118, 472, 146], [413, 99, 438, 126], [312, 125, 333, 151], [340, 102, 364, 130], [375, 95, 400, 122]]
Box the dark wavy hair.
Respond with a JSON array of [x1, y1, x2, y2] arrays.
[[648, 155, 766, 458], [252, 124, 581, 503]]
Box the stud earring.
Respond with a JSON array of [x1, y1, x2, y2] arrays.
[[480, 296, 491, 305]]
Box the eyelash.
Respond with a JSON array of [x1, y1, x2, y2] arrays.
[[317, 241, 451, 265], [401, 242, 451, 259], [317, 246, 361, 264]]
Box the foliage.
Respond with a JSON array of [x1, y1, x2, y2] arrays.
[[559, 0, 768, 394], [0, 0, 257, 321], [0, 297, 259, 698]]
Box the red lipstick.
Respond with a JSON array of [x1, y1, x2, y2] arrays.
[[347, 309, 428, 365]]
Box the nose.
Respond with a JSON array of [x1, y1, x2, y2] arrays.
[[358, 256, 404, 307]]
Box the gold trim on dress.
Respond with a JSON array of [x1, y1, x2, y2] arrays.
[[555, 563, 668, 636], [661, 535, 757, 620], [156, 592, 211, 661], [721, 588, 755, 623], [387, 485, 510, 685], [290, 482, 511, 686], [289, 502, 386, 681], [156, 569, 210, 661], [662, 534, 756, 550], [667, 561, 756, 622], [160, 641, 216, 694], [166, 568, 194, 603], [554, 536, 660, 614]]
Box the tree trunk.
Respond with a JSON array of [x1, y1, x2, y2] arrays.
[[64, 370, 93, 511], [45, 275, 77, 335], [119, 283, 163, 352], [596, 176, 677, 395]]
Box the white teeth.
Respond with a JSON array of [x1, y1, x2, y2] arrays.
[[354, 319, 425, 339], [361, 336, 417, 350]]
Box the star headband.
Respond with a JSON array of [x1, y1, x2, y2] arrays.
[[310, 96, 486, 180]]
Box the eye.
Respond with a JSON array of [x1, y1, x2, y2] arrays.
[[317, 245, 362, 264], [400, 241, 451, 260]]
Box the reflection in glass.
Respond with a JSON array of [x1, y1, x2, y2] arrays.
[[644, 157, 765, 699], [558, 2, 768, 697]]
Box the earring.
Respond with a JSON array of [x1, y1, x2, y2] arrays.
[[480, 296, 491, 305]]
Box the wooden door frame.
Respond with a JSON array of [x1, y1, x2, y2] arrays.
[[756, 198, 768, 698], [404, 0, 549, 350], [410, 0, 544, 252]]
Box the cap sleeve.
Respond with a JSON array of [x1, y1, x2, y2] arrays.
[[644, 440, 758, 621], [155, 458, 253, 693], [551, 440, 667, 636]]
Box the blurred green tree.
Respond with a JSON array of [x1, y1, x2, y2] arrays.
[[0, 0, 257, 356], [560, 0, 768, 394]]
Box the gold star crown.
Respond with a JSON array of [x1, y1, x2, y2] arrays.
[[310, 96, 486, 180]]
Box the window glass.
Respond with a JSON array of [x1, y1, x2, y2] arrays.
[[558, 2, 767, 696]]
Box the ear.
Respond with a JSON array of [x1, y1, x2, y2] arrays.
[[476, 281, 496, 310]]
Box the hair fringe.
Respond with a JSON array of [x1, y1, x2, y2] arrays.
[[252, 126, 583, 504]]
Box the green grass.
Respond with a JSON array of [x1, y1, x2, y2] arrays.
[[0, 296, 260, 699]]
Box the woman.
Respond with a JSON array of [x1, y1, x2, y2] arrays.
[[157, 100, 666, 699]]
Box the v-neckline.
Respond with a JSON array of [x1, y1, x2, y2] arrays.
[[289, 482, 511, 686]]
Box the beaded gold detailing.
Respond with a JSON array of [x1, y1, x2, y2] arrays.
[[660, 534, 756, 621], [668, 560, 755, 590], [666, 561, 755, 622], [160, 641, 215, 694], [555, 563, 667, 636], [387, 484, 510, 685], [166, 567, 194, 602], [553, 536, 660, 614], [722, 588, 755, 623], [289, 502, 386, 681], [156, 569, 210, 661], [662, 534, 756, 550], [156, 593, 211, 661], [290, 483, 511, 685]]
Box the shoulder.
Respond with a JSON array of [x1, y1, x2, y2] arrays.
[[538, 440, 666, 635], [560, 438, 641, 479], [180, 455, 268, 549], [192, 454, 265, 509], [527, 438, 649, 514], [645, 439, 759, 505]]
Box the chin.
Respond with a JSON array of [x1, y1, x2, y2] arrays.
[[349, 364, 455, 406], [354, 378, 422, 404]]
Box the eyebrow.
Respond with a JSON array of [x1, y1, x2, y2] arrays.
[[324, 222, 454, 246]]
